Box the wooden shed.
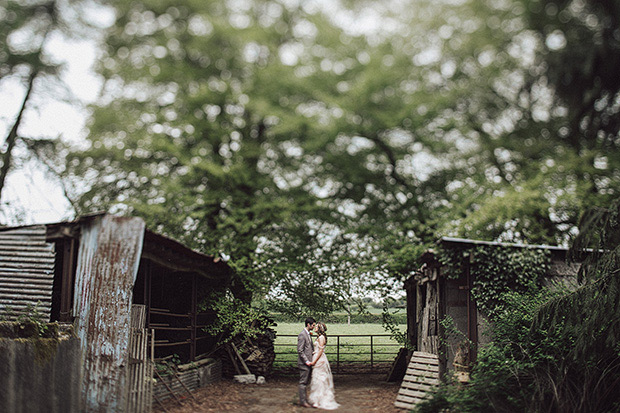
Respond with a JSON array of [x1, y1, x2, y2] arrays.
[[0, 213, 231, 411], [404, 236, 580, 375]]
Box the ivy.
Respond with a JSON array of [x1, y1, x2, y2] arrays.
[[439, 245, 551, 318]]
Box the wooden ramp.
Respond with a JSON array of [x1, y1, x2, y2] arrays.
[[394, 351, 439, 410]]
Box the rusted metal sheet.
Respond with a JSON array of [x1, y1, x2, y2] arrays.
[[0, 225, 55, 320], [141, 229, 231, 281], [73, 215, 145, 412]]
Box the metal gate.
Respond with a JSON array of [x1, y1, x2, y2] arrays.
[[273, 334, 401, 374]]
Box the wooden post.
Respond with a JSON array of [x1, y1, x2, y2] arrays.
[[370, 335, 374, 370], [336, 336, 340, 374], [226, 345, 242, 375], [59, 238, 76, 322], [405, 277, 417, 351], [146, 262, 152, 329], [437, 275, 447, 378], [230, 342, 252, 375], [465, 254, 478, 358], [416, 284, 424, 351], [190, 274, 197, 361]]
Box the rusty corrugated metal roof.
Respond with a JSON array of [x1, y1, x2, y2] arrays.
[[0, 225, 55, 321], [142, 229, 231, 281]]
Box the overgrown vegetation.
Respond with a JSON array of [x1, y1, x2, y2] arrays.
[[417, 198, 620, 413], [0, 302, 50, 337], [439, 245, 550, 317], [200, 292, 275, 347]]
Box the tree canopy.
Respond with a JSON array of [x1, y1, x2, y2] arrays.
[[47, 0, 620, 311], [0, 0, 105, 221]]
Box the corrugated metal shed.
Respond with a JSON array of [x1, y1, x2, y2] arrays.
[[73, 215, 146, 412], [0, 213, 231, 412], [0, 225, 55, 320]]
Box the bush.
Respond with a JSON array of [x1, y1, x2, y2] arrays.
[[415, 286, 620, 413]]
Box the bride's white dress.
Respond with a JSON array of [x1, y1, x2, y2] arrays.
[[307, 339, 340, 410]]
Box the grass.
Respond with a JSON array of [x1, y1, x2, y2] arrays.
[[273, 322, 407, 368]]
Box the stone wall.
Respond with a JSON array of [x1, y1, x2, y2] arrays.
[[0, 322, 81, 413]]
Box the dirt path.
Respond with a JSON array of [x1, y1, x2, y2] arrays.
[[154, 374, 403, 412]]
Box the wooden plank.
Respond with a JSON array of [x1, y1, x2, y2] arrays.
[[412, 351, 437, 359], [406, 368, 439, 376], [407, 363, 439, 371], [409, 357, 439, 366], [410, 355, 439, 364], [395, 394, 421, 404], [407, 363, 439, 372], [395, 400, 420, 409], [395, 351, 439, 410], [231, 342, 252, 375], [401, 381, 436, 391], [402, 377, 439, 386], [402, 377, 439, 385], [398, 388, 431, 399], [405, 368, 439, 378]]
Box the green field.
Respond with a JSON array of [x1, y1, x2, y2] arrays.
[[273, 322, 406, 370]]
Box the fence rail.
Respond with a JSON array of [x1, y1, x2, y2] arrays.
[[274, 334, 401, 374]]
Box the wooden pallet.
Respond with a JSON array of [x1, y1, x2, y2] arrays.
[[394, 351, 439, 410]]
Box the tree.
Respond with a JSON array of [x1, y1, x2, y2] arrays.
[[61, 0, 620, 312], [62, 0, 373, 305], [416, 0, 620, 410], [0, 0, 104, 218]]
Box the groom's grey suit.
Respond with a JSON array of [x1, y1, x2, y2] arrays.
[[297, 328, 314, 405]]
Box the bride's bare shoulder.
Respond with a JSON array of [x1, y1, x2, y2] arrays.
[[317, 335, 327, 345]]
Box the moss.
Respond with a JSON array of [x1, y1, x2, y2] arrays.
[[15, 337, 60, 366], [0, 321, 16, 338], [41, 322, 59, 338], [0, 322, 71, 365], [0, 321, 68, 339], [20, 320, 42, 337]]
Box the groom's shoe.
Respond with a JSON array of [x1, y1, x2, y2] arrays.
[[301, 402, 312, 408]]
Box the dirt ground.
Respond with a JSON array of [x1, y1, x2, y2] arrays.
[[154, 374, 403, 412]]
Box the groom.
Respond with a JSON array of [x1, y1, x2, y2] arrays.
[[297, 317, 316, 408]]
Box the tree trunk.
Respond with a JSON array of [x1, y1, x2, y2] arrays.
[[0, 71, 37, 204]]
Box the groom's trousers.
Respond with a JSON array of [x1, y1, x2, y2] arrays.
[[299, 364, 312, 404]]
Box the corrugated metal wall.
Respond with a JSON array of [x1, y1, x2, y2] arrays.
[[0, 225, 55, 321], [73, 215, 145, 412]]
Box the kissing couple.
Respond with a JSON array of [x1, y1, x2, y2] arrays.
[[297, 317, 340, 409]]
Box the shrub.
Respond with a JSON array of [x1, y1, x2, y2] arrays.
[[416, 285, 620, 413]]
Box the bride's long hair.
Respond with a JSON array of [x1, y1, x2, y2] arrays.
[[316, 322, 328, 343]]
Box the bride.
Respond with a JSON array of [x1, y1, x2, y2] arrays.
[[308, 322, 340, 410]]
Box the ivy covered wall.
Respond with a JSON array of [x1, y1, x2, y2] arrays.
[[438, 244, 551, 317]]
